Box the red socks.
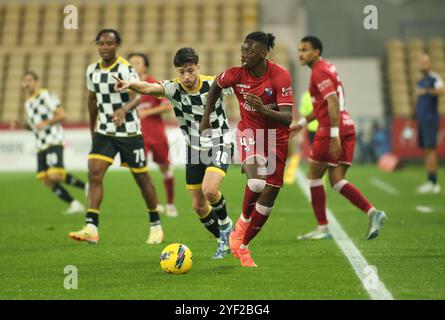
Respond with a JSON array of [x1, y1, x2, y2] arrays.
[[242, 203, 272, 245], [163, 176, 174, 204], [333, 179, 373, 214], [241, 179, 265, 219], [309, 179, 328, 225]]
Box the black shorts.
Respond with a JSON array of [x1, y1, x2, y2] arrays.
[[418, 118, 439, 149], [89, 133, 148, 173], [185, 144, 234, 190], [36, 145, 66, 179]]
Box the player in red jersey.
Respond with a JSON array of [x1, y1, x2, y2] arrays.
[[128, 53, 178, 218], [292, 36, 387, 240], [201, 32, 294, 267]]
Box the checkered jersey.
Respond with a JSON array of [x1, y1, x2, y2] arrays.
[[24, 89, 64, 151], [86, 56, 141, 137], [160, 75, 232, 150]]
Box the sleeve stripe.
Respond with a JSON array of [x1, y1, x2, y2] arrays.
[[277, 103, 293, 106]]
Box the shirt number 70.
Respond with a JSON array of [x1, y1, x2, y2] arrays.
[[133, 148, 146, 163]]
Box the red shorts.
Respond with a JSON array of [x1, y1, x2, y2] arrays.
[[309, 134, 356, 166], [145, 142, 170, 165], [236, 127, 288, 187]]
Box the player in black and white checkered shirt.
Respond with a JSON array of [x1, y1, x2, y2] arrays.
[[114, 47, 234, 259], [10, 71, 87, 214], [69, 29, 164, 245]]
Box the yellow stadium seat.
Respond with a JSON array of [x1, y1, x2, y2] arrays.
[[41, 3, 61, 46], [1, 3, 21, 47], [20, 3, 42, 46]]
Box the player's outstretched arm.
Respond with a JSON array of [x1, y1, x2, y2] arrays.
[[113, 75, 164, 97], [200, 81, 222, 133]]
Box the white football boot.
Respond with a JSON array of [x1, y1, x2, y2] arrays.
[[65, 200, 85, 215]]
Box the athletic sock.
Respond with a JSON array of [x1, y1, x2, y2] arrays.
[[65, 173, 86, 190], [86, 209, 99, 227], [428, 172, 437, 185], [210, 192, 228, 221], [309, 179, 328, 225], [242, 204, 272, 245], [148, 209, 161, 227], [200, 207, 220, 238], [163, 175, 174, 204], [334, 180, 373, 214], [52, 184, 74, 204], [241, 184, 261, 219]]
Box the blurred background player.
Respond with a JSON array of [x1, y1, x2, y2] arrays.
[[293, 36, 386, 240], [114, 48, 234, 259], [410, 53, 444, 194], [11, 71, 87, 215], [202, 32, 294, 267], [283, 90, 318, 184], [68, 29, 164, 245], [128, 52, 178, 217]]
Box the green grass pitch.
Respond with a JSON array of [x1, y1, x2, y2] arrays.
[[0, 164, 444, 299]]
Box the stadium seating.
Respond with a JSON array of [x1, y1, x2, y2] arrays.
[[386, 38, 445, 117], [0, 0, 277, 124]]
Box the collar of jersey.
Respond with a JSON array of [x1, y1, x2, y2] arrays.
[[177, 75, 205, 94], [99, 56, 122, 71], [27, 88, 47, 101]]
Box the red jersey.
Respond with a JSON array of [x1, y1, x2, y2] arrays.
[[309, 59, 355, 137], [217, 60, 294, 143], [139, 75, 169, 145]]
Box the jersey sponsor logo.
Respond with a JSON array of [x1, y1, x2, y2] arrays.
[[236, 84, 251, 89], [265, 87, 273, 96], [241, 102, 256, 112], [281, 86, 293, 97]]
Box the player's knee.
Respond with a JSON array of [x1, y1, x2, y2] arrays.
[[48, 173, 63, 184], [247, 178, 266, 193], [332, 179, 348, 192], [193, 204, 209, 218], [88, 169, 104, 185], [202, 185, 219, 203]]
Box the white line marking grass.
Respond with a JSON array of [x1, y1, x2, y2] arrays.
[[369, 177, 399, 195]]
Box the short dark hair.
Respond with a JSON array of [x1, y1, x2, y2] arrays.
[[173, 48, 199, 67], [23, 71, 39, 81], [128, 52, 150, 68], [95, 28, 122, 45], [245, 31, 276, 51], [301, 36, 323, 55]]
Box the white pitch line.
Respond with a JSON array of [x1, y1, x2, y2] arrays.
[[295, 169, 394, 300], [369, 177, 399, 195]]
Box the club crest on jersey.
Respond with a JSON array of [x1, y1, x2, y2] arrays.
[[264, 87, 273, 96], [181, 95, 190, 105]]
